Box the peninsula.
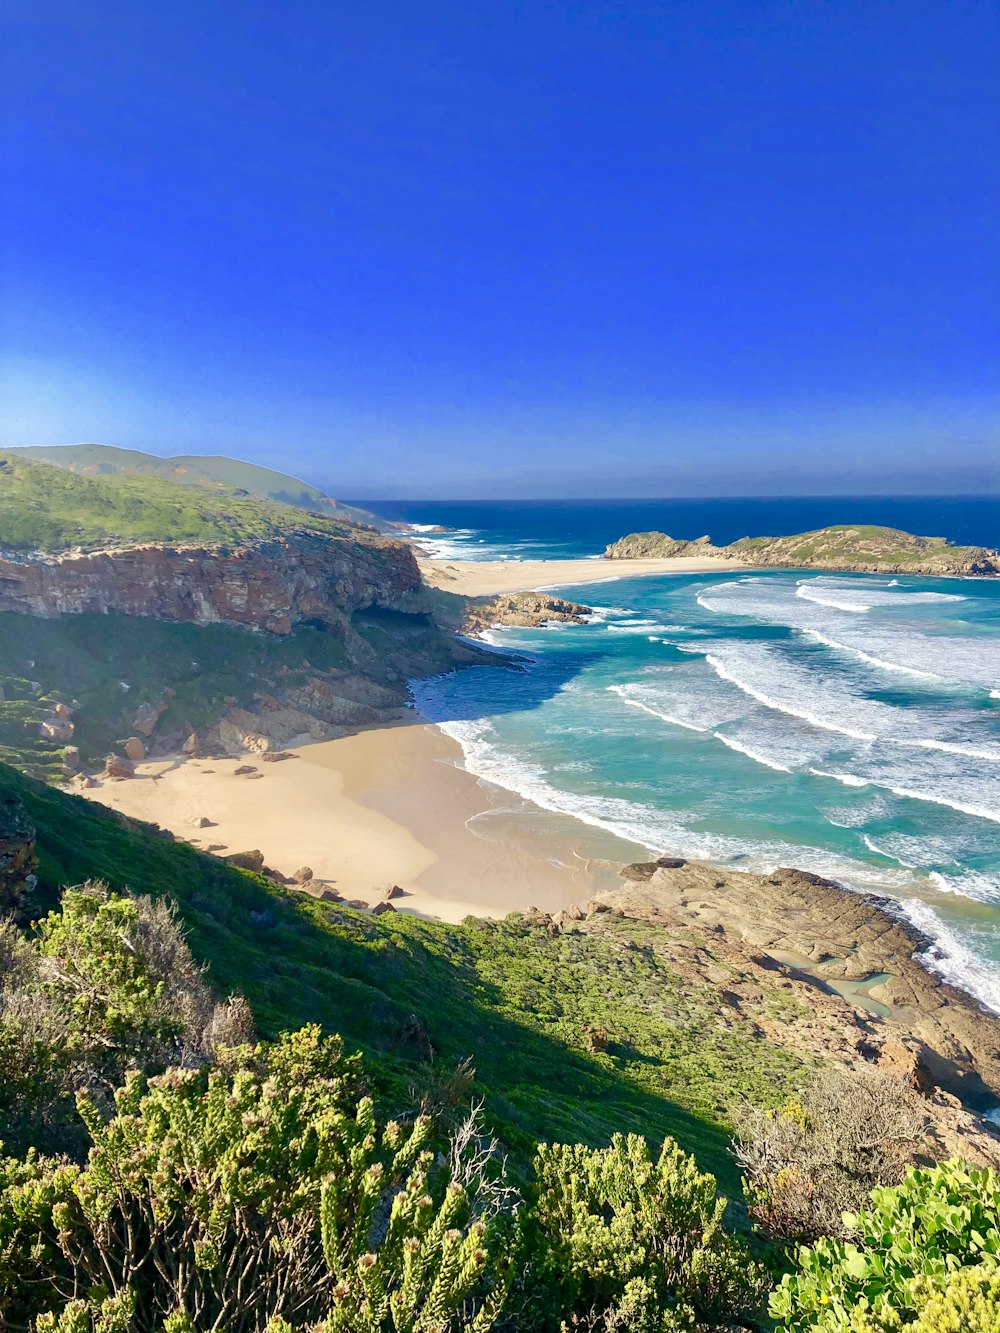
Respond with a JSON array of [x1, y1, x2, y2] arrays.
[[604, 523, 1000, 576]]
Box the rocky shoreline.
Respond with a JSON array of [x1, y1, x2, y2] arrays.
[[514, 855, 1000, 1166]]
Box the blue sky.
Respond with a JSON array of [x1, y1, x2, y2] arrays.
[[2, 1, 997, 498]]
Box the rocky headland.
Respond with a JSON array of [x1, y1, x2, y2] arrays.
[[0, 452, 492, 774], [515, 855, 1000, 1166], [604, 524, 1000, 576]]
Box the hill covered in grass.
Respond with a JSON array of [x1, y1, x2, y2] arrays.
[[10, 442, 378, 527], [0, 450, 362, 553], [605, 524, 1000, 575], [0, 758, 805, 1190]]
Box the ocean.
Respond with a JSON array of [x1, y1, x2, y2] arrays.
[[360, 497, 1000, 1013]]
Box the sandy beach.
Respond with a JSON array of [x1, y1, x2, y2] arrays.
[[82, 719, 636, 924], [421, 553, 741, 597], [78, 554, 738, 922]]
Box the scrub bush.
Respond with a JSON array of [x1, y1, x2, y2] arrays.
[[525, 1131, 766, 1331], [0, 1026, 512, 1333], [770, 1160, 1000, 1331]]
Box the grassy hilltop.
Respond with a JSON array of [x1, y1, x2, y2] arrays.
[[10, 441, 378, 527], [0, 449, 357, 552], [605, 523, 1000, 575]]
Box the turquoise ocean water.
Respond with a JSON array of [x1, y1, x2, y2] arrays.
[[361, 499, 1000, 1013]]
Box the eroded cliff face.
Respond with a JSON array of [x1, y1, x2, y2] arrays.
[[0, 533, 423, 634]]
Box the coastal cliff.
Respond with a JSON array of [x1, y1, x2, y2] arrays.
[[0, 532, 422, 635], [0, 451, 486, 774], [604, 524, 1000, 575]]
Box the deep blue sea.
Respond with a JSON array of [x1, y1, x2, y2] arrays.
[[358, 496, 1000, 562], [359, 497, 1000, 1012]]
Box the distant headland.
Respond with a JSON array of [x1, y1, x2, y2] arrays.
[[604, 523, 1000, 577]]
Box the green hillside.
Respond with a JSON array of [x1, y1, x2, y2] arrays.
[[10, 442, 378, 527], [605, 523, 1000, 574], [1, 759, 803, 1189], [727, 524, 1000, 573], [0, 450, 355, 552]]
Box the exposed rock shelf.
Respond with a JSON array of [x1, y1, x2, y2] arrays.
[[593, 858, 1000, 1106]]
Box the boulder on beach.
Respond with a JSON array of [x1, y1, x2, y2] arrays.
[[124, 736, 146, 762], [225, 849, 265, 872], [291, 865, 314, 884], [104, 754, 135, 780]]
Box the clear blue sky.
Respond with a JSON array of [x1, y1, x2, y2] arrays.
[[2, 1, 997, 498]]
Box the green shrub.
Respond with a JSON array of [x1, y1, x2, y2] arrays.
[[770, 1160, 1000, 1331], [0, 1026, 511, 1333], [908, 1263, 1000, 1333], [0, 882, 250, 1157], [526, 1132, 767, 1331]]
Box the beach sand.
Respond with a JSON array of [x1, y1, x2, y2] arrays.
[[79, 555, 735, 922], [81, 719, 634, 923], [421, 554, 741, 597]]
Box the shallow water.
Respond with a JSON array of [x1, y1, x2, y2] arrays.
[[409, 558, 1000, 1013], [356, 495, 1000, 1011]]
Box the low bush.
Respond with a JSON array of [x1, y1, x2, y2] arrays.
[[0, 1026, 513, 1333], [524, 1132, 767, 1331], [0, 881, 250, 1157], [770, 1160, 1000, 1331], [732, 1063, 927, 1242]]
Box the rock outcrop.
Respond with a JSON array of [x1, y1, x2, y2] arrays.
[[0, 532, 424, 635], [603, 533, 722, 560], [462, 591, 593, 634], [596, 859, 1000, 1106]]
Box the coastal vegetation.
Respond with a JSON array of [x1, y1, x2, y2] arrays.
[[0, 451, 361, 552], [8, 442, 378, 527], [604, 524, 1000, 575], [3, 763, 1000, 1328]]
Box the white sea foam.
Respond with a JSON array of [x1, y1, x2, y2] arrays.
[[809, 768, 870, 788], [696, 577, 998, 693], [795, 578, 967, 613], [612, 693, 709, 732], [712, 731, 792, 772], [899, 899, 1000, 1015], [705, 651, 878, 741], [928, 870, 1000, 904], [863, 834, 918, 867], [799, 630, 946, 682]]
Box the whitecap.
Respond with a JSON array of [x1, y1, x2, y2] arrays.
[[900, 899, 1000, 1015]]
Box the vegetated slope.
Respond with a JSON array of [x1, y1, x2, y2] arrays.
[[0, 759, 806, 1190], [728, 524, 1000, 574], [0, 603, 483, 779], [10, 442, 377, 527], [604, 524, 1000, 575], [0, 450, 357, 552]]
